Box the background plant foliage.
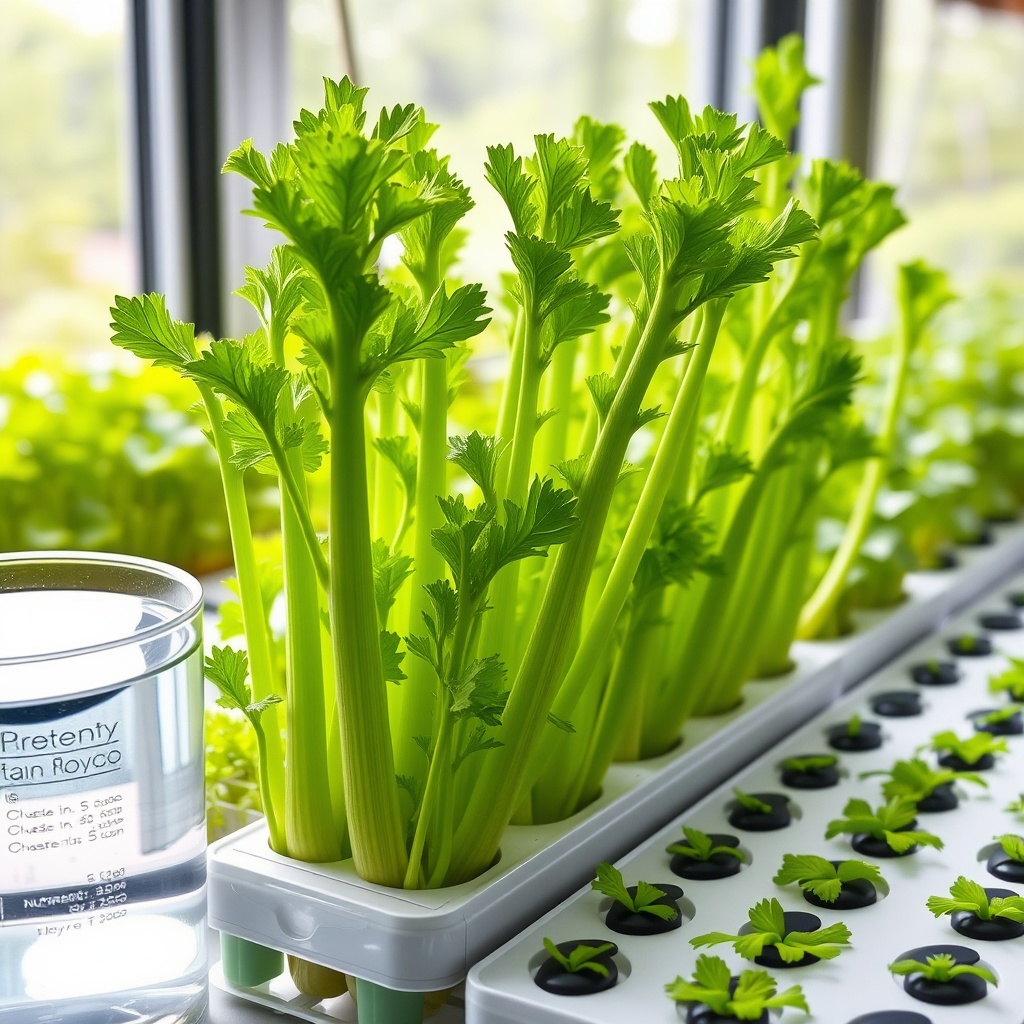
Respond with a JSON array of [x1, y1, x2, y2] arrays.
[[0, 355, 280, 573]]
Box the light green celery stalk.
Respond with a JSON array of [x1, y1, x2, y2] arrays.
[[738, 177, 907, 671], [393, 144, 476, 798], [534, 116, 629, 479], [234, 249, 339, 864], [680, 167, 906, 717], [450, 278, 686, 881], [373, 388, 400, 543], [646, 343, 862, 748], [555, 484, 724, 818], [277, 403, 347, 992], [640, 38, 817, 709], [755, 526, 815, 675], [109, 294, 286, 849], [525, 312, 704, 802], [530, 304, 723, 822], [798, 261, 955, 637], [476, 137, 618, 678], [535, 339, 579, 477], [402, 455, 579, 886], [712, 449, 842, 701], [701, 35, 814, 521], [447, 105, 816, 882], [217, 84, 490, 885]]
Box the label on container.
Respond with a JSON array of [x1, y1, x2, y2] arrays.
[[0, 690, 205, 928]]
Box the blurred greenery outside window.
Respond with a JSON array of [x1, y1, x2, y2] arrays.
[[0, 0, 133, 357], [874, 0, 1024, 292]]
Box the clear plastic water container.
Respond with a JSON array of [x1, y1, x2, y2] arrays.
[[0, 552, 207, 1024]]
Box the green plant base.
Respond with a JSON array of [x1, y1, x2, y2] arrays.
[[219, 932, 284, 988], [356, 979, 425, 1024]]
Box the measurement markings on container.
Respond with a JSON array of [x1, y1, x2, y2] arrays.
[[0, 782, 142, 924]]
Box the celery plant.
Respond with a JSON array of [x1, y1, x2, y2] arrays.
[[449, 106, 818, 877], [799, 261, 955, 637], [107, 33, 941, 916]]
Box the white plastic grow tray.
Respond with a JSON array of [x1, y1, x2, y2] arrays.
[[466, 572, 1024, 1024], [207, 521, 1024, 1010]]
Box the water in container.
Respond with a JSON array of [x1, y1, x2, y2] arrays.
[[0, 553, 207, 1024]]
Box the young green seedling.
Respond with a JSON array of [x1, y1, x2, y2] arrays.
[[989, 657, 1024, 700], [861, 757, 986, 803], [542, 937, 616, 977], [846, 713, 862, 737], [690, 897, 852, 963], [732, 788, 773, 814], [994, 834, 1024, 862], [975, 705, 1023, 726], [888, 953, 998, 987], [591, 862, 679, 920], [926, 730, 1008, 766], [926, 876, 1024, 923], [205, 646, 284, 849], [773, 854, 883, 903], [666, 826, 747, 863], [825, 796, 944, 854], [1006, 794, 1024, 814], [781, 754, 838, 773], [666, 954, 810, 1019]]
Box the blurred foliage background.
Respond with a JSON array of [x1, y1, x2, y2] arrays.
[[0, 0, 130, 356]]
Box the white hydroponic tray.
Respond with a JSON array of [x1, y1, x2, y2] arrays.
[[207, 522, 1024, 1012], [465, 575, 1024, 1024]]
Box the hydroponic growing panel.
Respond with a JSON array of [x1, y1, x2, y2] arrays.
[[466, 579, 1024, 1024]]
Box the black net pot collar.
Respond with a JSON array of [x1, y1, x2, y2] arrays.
[[828, 720, 883, 752], [534, 938, 619, 996], [892, 944, 992, 1006], [670, 833, 745, 881], [604, 883, 684, 936], [799, 861, 879, 911], [986, 845, 1024, 884], [727, 792, 792, 831]]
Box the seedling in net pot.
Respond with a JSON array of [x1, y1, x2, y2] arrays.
[[825, 796, 944, 856], [828, 712, 882, 752], [667, 826, 748, 880], [542, 937, 615, 977], [729, 788, 792, 830], [861, 757, 986, 811], [948, 633, 992, 657], [911, 658, 960, 686], [888, 952, 998, 1005], [773, 854, 884, 909], [535, 937, 620, 995], [779, 754, 840, 788], [926, 876, 1024, 940], [591, 862, 682, 934], [988, 834, 1024, 883], [690, 897, 851, 965], [989, 657, 1024, 700], [971, 705, 1023, 736], [925, 730, 1008, 770], [666, 954, 810, 1020]]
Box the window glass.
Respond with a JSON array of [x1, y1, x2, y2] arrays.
[[289, 0, 698, 282], [0, 0, 134, 355], [874, 0, 1024, 289]]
